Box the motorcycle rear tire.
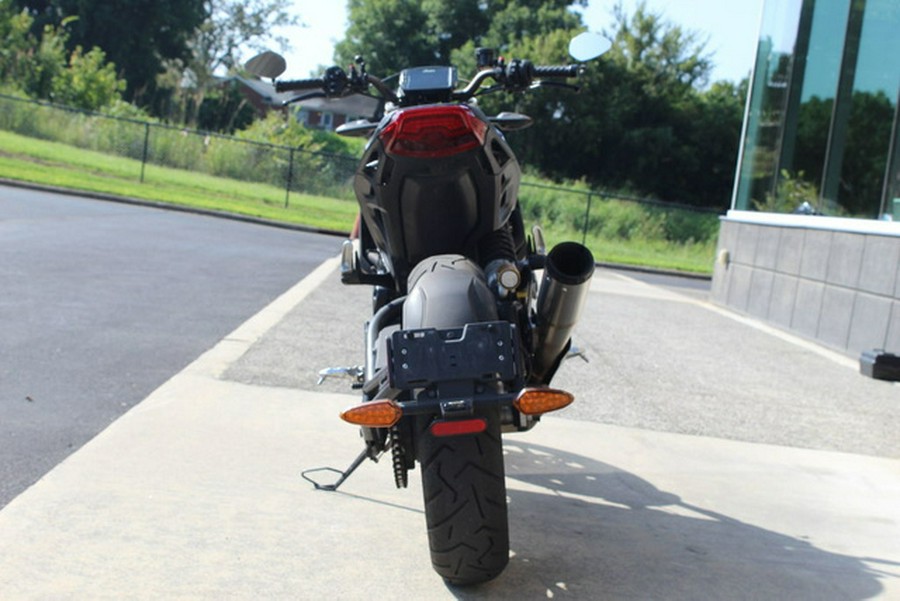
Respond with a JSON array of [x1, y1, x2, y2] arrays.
[[416, 407, 509, 586]]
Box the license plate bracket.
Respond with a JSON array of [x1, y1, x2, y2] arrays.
[[387, 321, 519, 389]]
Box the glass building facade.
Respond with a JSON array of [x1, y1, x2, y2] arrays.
[[733, 0, 900, 219]]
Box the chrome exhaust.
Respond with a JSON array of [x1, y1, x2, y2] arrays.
[[532, 242, 595, 383]]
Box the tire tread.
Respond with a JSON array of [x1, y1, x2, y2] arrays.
[[417, 409, 509, 585]]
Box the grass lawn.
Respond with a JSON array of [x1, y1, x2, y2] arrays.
[[0, 130, 358, 233], [538, 222, 715, 274]]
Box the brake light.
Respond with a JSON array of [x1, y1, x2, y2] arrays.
[[514, 388, 574, 415], [379, 105, 487, 158]]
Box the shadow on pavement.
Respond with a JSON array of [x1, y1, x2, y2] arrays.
[[446, 441, 888, 600]]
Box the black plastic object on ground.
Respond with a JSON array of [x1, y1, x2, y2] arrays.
[[859, 350, 900, 381]]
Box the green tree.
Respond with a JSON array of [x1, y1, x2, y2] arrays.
[[12, 0, 206, 102], [479, 0, 584, 50], [158, 0, 298, 127], [334, 0, 585, 76], [0, 1, 69, 98], [184, 0, 299, 86], [2, 1, 124, 108], [683, 79, 747, 206], [586, 0, 715, 202], [51, 44, 124, 109], [334, 0, 434, 76], [504, 1, 741, 208], [0, 0, 34, 85], [604, 0, 711, 91], [195, 81, 256, 133]]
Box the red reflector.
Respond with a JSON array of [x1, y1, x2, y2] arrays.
[[379, 105, 487, 158], [429, 418, 488, 437]]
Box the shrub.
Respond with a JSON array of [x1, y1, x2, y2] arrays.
[[51, 45, 125, 111]]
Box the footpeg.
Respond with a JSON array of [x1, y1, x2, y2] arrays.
[[317, 366, 365, 386]]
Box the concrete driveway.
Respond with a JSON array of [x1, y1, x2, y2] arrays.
[[0, 257, 897, 599]]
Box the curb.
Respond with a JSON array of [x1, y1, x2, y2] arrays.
[[0, 177, 351, 238], [596, 260, 711, 281]]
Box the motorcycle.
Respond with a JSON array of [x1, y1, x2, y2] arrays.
[[247, 31, 610, 585]]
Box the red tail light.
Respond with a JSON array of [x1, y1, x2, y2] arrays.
[[379, 105, 487, 158]]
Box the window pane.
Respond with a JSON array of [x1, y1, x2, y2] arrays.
[[790, 0, 850, 193], [837, 0, 900, 217], [734, 0, 804, 210]]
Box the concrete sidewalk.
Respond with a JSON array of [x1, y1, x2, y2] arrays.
[[0, 258, 898, 599]]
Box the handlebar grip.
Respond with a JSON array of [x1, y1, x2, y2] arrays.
[[533, 65, 580, 78], [275, 78, 325, 93]]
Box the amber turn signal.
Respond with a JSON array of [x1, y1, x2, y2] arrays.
[[340, 399, 402, 428], [513, 388, 574, 415]]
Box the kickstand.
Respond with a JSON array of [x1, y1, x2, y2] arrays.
[[301, 447, 370, 492]]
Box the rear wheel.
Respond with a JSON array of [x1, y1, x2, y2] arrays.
[[404, 254, 510, 584], [416, 408, 509, 585]]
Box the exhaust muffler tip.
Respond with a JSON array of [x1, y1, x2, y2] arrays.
[[544, 241, 595, 287]]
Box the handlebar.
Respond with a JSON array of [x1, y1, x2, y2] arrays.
[[275, 78, 325, 93], [276, 65, 353, 98], [533, 65, 581, 78], [274, 59, 582, 104]]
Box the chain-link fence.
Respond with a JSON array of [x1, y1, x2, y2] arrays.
[[517, 181, 722, 250], [0, 92, 358, 205], [0, 92, 721, 255]]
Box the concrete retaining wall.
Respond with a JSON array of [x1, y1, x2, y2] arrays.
[[711, 211, 900, 356]]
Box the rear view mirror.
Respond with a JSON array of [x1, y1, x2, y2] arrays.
[[568, 32, 611, 62], [244, 51, 287, 79]]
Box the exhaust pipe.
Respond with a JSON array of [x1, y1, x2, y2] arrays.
[[532, 242, 595, 384]]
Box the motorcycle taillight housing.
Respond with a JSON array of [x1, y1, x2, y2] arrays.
[[379, 105, 488, 158]]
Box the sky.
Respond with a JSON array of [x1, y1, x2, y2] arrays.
[[269, 0, 765, 84]]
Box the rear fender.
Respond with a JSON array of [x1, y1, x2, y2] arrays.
[[403, 254, 498, 328]]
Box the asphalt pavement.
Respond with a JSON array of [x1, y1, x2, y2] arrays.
[[0, 185, 341, 507], [0, 255, 898, 599]]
